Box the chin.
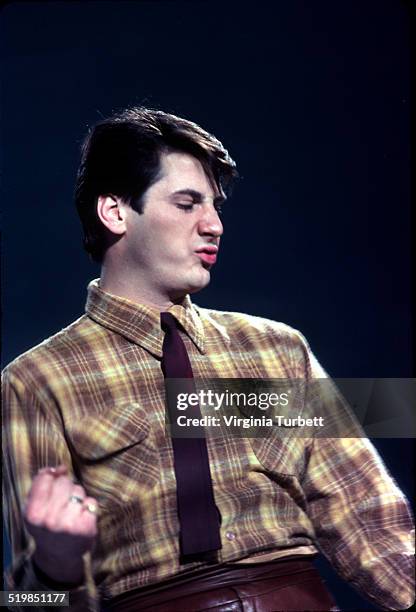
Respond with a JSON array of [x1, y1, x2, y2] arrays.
[[168, 280, 210, 302], [168, 267, 212, 298], [186, 269, 211, 294]]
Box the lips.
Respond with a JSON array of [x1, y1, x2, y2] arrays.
[[197, 252, 217, 265], [195, 245, 218, 266]]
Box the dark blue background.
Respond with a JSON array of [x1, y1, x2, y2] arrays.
[[1, 2, 413, 610]]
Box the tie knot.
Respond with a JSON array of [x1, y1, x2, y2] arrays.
[[161, 311, 178, 333]]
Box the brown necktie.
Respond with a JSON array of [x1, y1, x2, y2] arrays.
[[160, 312, 221, 560]]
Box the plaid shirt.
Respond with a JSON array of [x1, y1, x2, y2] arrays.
[[2, 279, 414, 611]]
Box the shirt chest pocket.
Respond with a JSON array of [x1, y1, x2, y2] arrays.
[[66, 402, 161, 506], [246, 435, 310, 510]]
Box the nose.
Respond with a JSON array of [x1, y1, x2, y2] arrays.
[[198, 204, 223, 239]]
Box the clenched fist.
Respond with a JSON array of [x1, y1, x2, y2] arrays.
[[24, 465, 98, 585]]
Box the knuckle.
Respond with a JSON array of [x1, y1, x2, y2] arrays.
[[38, 466, 54, 475], [83, 496, 96, 504], [72, 485, 86, 497], [43, 517, 59, 532], [60, 518, 77, 533], [32, 472, 53, 486], [81, 520, 97, 538], [25, 500, 44, 523], [25, 509, 44, 526]]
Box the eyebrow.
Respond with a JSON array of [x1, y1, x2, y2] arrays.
[[170, 189, 227, 205]]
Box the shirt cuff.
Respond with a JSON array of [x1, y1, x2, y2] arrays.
[[6, 553, 99, 612]]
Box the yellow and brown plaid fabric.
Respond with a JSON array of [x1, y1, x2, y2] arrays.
[[2, 279, 414, 611]]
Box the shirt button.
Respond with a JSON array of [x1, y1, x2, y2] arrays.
[[226, 531, 236, 541]]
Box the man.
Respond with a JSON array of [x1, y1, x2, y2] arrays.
[[2, 107, 414, 611]]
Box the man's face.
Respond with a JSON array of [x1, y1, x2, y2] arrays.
[[121, 151, 225, 302]]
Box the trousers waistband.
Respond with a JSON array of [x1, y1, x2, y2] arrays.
[[101, 555, 336, 611]]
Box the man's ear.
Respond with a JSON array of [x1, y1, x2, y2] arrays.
[[96, 195, 127, 236]]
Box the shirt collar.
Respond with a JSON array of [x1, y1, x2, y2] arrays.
[[85, 279, 205, 358]]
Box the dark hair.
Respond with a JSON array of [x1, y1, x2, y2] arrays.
[[75, 106, 238, 262]]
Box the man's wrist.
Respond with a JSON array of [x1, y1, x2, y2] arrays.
[[32, 551, 84, 587]]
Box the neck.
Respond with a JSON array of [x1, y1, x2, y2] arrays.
[[99, 263, 186, 312]]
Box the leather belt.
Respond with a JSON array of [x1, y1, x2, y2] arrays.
[[101, 557, 339, 611]]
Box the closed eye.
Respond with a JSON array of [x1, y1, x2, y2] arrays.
[[176, 203, 195, 212]]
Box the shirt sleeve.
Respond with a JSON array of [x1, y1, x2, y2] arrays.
[[295, 333, 415, 610], [2, 367, 99, 612]]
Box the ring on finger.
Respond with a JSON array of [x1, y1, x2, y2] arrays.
[[69, 494, 84, 504]]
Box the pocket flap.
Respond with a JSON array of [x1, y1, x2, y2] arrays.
[[67, 402, 151, 460]]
